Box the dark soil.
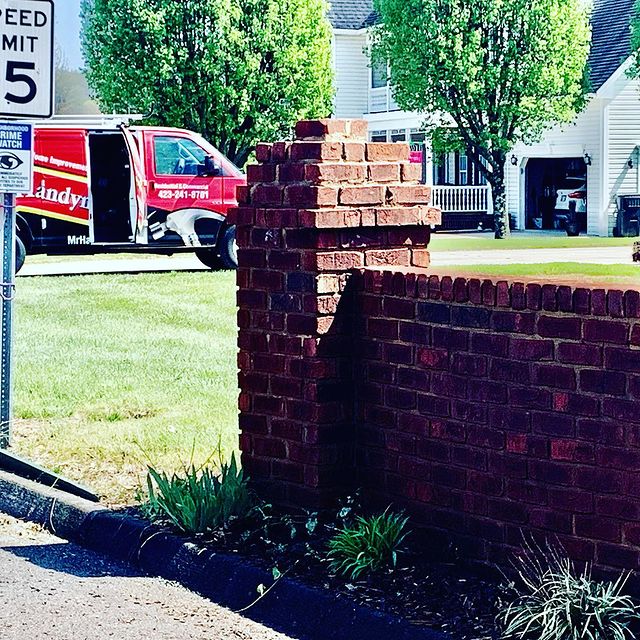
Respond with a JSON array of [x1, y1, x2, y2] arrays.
[[302, 556, 502, 640]]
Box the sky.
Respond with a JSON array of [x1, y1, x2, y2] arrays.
[[55, 0, 83, 70]]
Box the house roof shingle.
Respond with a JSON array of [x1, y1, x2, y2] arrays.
[[327, 0, 376, 30], [589, 0, 635, 91], [328, 0, 636, 92]]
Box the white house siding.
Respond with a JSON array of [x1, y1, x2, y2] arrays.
[[506, 99, 604, 234], [606, 75, 640, 234], [332, 31, 370, 119]]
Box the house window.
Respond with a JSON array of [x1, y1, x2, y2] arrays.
[[371, 59, 388, 89], [390, 129, 407, 142], [410, 130, 426, 143], [459, 154, 468, 185], [370, 130, 387, 142], [445, 153, 456, 184], [478, 157, 488, 185]]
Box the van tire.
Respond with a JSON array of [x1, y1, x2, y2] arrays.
[[217, 225, 238, 270], [195, 248, 224, 270], [15, 235, 26, 273]]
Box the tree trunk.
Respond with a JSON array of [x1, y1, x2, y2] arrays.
[[234, 146, 252, 169], [491, 159, 510, 239]]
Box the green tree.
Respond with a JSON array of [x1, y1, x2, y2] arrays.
[[373, 0, 590, 238], [628, 0, 640, 80], [81, 0, 334, 166]]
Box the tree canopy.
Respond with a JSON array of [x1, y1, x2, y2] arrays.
[[373, 0, 591, 237], [628, 0, 640, 80], [81, 0, 334, 166]]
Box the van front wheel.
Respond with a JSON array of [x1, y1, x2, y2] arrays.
[[217, 225, 238, 270]]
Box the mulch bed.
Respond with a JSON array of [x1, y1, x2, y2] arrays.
[[138, 503, 505, 640], [305, 557, 502, 639]]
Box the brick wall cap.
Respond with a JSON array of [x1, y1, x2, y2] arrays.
[[360, 269, 640, 315], [295, 119, 368, 142]]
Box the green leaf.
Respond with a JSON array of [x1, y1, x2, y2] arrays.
[[326, 508, 409, 581]]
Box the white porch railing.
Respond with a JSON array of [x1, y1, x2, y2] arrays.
[[432, 185, 492, 214]]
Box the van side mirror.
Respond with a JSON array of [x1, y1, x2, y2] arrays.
[[199, 155, 222, 177]]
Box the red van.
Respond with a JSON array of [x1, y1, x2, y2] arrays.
[[14, 116, 245, 271]]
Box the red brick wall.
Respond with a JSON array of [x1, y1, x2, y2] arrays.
[[233, 119, 440, 506], [235, 119, 640, 573], [355, 271, 640, 571]]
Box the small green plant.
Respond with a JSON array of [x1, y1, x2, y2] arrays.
[[327, 508, 409, 580], [499, 540, 638, 640], [145, 453, 254, 535]]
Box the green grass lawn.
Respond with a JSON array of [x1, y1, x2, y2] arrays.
[[12, 270, 239, 505], [10, 259, 639, 506], [429, 232, 636, 252], [439, 263, 640, 288]]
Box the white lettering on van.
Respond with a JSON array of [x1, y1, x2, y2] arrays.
[[33, 180, 89, 212], [48, 156, 87, 173], [67, 235, 90, 245]]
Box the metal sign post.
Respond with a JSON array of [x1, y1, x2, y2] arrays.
[[0, 192, 15, 448], [0, 121, 32, 448]]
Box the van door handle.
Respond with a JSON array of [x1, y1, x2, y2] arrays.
[[149, 180, 156, 190]]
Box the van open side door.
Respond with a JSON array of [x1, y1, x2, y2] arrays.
[[119, 125, 148, 244]]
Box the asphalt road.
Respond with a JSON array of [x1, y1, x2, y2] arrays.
[[0, 514, 291, 640], [432, 245, 632, 266]]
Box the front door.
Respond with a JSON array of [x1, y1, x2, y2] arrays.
[[143, 132, 224, 246]]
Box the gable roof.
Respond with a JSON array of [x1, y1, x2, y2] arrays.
[[589, 0, 635, 91], [328, 0, 636, 92], [327, 0, 376, 30]]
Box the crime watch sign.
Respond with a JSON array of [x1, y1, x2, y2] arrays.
[[0, 121, 32, 192], [0, 0, 54, 118]]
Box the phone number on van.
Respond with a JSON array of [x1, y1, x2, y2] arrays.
[[157, 189, 209, 200]]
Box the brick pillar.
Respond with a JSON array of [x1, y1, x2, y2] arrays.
[[232, 119, 440, 507]]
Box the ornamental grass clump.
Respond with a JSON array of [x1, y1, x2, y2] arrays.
[[145, 453, 254, 535], [327, 508, 409, 580], [499, 540, 637, 640]]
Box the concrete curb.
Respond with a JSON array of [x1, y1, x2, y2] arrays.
[[0, 470, 446, 640]]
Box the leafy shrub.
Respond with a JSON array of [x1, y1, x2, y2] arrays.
[[499, 541, 637, 640], [145, 453, 255, 534], [327, 508, 409, 580]]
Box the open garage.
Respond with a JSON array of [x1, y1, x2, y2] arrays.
[[524, 158, 588, 232]]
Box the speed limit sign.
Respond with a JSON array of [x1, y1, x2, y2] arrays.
[[0, 0, 54, 118]]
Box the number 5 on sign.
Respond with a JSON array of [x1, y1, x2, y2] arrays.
[[0, 0, 54, 118]]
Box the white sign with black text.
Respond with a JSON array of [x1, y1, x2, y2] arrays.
[[0, 121, 33, 192], [0, 0, 54, 118]]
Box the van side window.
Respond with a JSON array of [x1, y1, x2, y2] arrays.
[[154, 136, 220, 176]]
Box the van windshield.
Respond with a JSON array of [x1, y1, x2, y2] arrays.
[[154, 134, 243, 177], [155, 136, 207, 175], [191, 133, 244, 178]]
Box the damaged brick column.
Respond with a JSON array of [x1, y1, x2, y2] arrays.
[[232, 119, 440, 507]]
